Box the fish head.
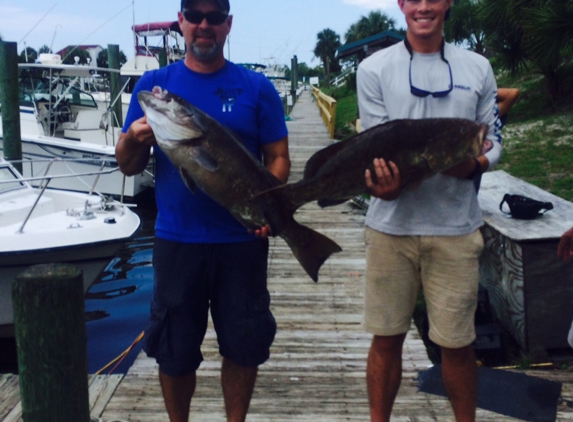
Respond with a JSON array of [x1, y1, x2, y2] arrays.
[[421, 119, 488, 172], [137, 86, 207, 149]]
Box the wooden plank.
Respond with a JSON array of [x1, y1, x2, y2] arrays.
[[0, 374, 123, 421], [88, 374, 124, 418]]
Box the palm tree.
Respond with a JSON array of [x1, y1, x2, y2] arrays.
[[444, 0, 487, 55], [479, 0, 573, 102], [345, 11, 397, 44], [313, 29, 341, 83]]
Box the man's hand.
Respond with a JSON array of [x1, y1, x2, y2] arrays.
[[558, 227, 573, 261], [116, 116, 156, 176], [126, 116, 156, 148], [365, 158, 401, 200]]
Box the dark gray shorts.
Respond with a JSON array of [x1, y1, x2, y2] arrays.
[[144, 237, 276, 377]]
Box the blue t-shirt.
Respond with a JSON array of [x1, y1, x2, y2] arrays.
[[123, 60, 288, 243]]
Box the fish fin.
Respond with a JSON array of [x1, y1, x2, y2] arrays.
[[317, 198, 348, 208], [189, 147, 219, 172], [281, 222, 342, 282], [180, 167, 197, 193], [304, 136, 360, 178]]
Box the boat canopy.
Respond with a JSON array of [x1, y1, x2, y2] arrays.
[[132, 21, 182, 37]]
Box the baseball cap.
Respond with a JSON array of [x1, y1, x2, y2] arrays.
[[181, 0, 230, 12]]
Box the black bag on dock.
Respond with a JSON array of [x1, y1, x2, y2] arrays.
[[499, 193, 553, 219]]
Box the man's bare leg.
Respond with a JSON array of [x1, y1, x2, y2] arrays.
[[159, 370, 196, 422], [367, 333, 407, 422], [221, 357, 258, 422], [441, 345, 478, 422]]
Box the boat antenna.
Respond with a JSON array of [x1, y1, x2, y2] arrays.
[[19, 4, 57, 45], [50, 24, 62, 52], [132, 0, 137, 58]]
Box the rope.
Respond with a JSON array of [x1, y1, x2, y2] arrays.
[[95, 331, 144, 375]]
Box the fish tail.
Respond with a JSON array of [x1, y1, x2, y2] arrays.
[[251, 185, 341, 281], [281, 222, 342, 282]]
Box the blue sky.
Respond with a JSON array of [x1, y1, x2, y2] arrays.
[[0, 0, 406, 67]]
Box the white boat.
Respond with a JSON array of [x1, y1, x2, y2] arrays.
[[118, 21, 185, 115], [0, 158, 141, 337], [0, 54, 154, 198]]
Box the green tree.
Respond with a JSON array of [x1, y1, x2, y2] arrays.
[[444, 0, 487, 55], [18, 46, 38, 63], [38, 45, 52, 54], [479, 0, 573, 102], [97, 48, 128, 68], [61, 46, 91, 65], [345, 10, 397, 43], [297, 62, 323, 79], [313, 28, 342, 84]]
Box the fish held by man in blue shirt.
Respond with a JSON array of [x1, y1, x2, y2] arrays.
[[137, 86, 341, 282]]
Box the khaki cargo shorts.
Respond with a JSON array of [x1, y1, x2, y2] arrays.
[[363, 227, 484, 349]]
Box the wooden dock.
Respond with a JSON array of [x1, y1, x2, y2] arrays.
[[2, 91, 573, 421]]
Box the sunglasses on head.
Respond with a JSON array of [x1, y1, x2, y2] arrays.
[[182, 10, 228, 25]]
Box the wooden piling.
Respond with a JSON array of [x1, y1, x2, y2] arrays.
[[157, 50, 167, 68], [12, 264, 90, 422], [107, 44, 123, 128], [0, 41, 23, 174], [291, 55, 298, 105]]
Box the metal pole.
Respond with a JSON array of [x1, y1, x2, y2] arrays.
[[0, 41, 23, 174]]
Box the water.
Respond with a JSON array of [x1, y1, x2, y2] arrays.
[[85, 191, 157, 374]]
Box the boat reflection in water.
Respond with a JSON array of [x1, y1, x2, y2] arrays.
[[85, 194, 156, 375]]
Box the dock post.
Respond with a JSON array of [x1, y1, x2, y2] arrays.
[[158, 50, 168, 68], [107, 44, 123, 128], [12, 263, 90, 422], [0, 41, 23, 174], [290, 55, 298, 106]]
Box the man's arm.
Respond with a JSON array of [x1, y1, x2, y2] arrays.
[[252, 136, 290, 238], [115, 116, 156, 176], [262, 136, 290, 184]]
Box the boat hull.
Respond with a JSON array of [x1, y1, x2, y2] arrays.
[[1, 138, 154, 198]]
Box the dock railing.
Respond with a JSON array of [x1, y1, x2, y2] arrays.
[[311, 85, 337, 139]]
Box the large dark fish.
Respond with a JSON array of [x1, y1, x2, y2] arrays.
[[252, 118, 488, 230], [137, 86, 341, 282]]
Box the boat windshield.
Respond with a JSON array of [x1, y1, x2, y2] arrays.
[[0, 166, 26, 193], [18, 72, 99, 109]]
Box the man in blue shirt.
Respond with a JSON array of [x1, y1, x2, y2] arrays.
[[116, 1, 290, 420]]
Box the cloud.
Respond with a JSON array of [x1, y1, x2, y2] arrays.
[[342, 0, 397, 10]]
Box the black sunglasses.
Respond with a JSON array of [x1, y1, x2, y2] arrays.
[[405, 38, 453, 98], [182, 10, 228, 25]]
